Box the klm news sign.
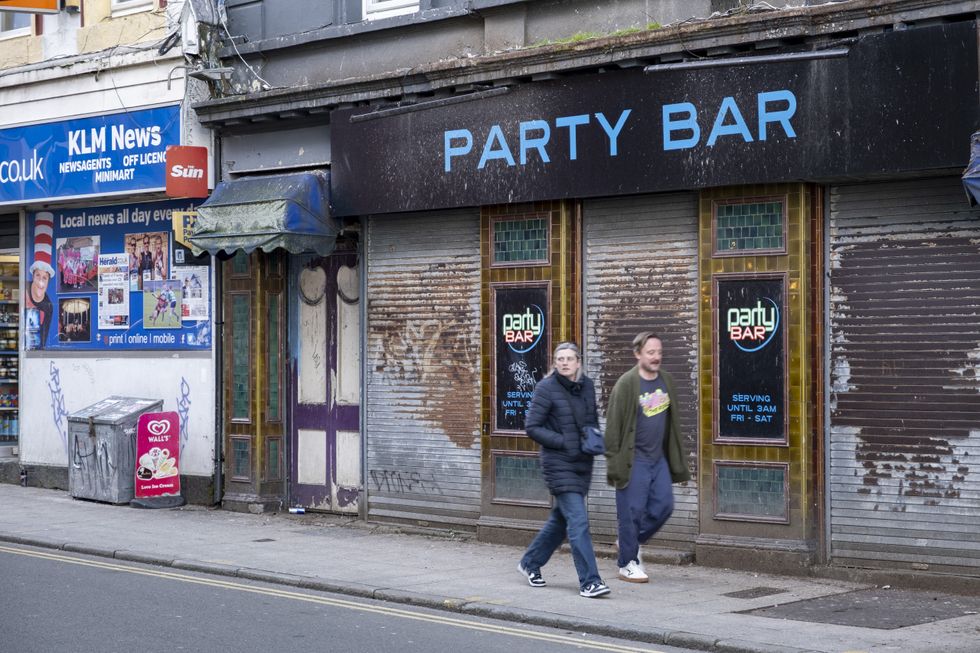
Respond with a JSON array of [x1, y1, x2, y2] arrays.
[[0, 105, 180, 205], [331, 23, 976, 216]]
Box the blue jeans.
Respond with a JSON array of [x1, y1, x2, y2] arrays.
[[520, 492, 601, 590], [616, 456, 674, 568]]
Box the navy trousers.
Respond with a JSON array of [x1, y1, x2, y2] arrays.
[[615, 456, 674, 568], [520, 492, 602, 590]]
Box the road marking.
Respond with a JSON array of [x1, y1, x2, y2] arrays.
[[0, 544, 665, 653]]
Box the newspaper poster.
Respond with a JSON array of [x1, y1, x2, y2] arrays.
[[173, 266, 208, 322], [143, 280, 182, 329], [97, 253, 130, 329]]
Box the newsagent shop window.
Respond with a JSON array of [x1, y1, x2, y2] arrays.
[[364, 0, 418, 20], [111, 0, 154, 17], [0, 12, 31, 38], [713, 197, 787, 257], [491, 214, 550, 266]]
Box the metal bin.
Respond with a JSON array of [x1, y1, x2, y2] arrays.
[[67, 396, 164, 504]]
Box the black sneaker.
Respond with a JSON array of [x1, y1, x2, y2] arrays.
[[517, 562, 546, 587], [579, 581, 610, 598]]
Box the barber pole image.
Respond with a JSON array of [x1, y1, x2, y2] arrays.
[[135, 411, 181, 498]]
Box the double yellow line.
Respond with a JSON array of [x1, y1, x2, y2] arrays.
[[0, 544, 664, 653]]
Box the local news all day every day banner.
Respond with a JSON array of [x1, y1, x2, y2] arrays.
[[25, 199, 211, 351]]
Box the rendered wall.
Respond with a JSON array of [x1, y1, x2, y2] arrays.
[[20, 356, 215, 476]]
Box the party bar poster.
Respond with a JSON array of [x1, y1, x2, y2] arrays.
[[25, 199, 211, 351]]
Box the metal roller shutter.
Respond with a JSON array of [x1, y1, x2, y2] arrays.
[[829, 177, 980, 573], [366, 209, 482, 529], [583, 193, 700, 549]]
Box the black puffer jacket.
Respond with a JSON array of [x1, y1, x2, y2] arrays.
[[525, 373, 599, 495]]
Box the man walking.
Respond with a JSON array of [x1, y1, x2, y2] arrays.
[[604, 332, 690, 583]]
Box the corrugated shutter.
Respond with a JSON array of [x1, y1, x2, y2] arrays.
[[366, 209, 482, 529], [829, 177, 980, 573], [583, 193, 700, 549]]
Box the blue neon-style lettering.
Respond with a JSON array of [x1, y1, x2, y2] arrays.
[[520, 120, 551, 165], [555, 114, 589, 160], [594, 110, 631, 156], [757, 90, 797, 141], [444, 129, 473, 172], [662, 103, 699, 151], [478, 125, 516, 169], [706, 96, 753, 147]]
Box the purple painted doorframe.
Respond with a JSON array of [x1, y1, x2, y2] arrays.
[[287, 250, 360, 511]]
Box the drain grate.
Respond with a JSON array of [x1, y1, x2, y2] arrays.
[[252, 538, 276, 542], [724, 586, 789, 600], [740, 588, 980, 629]]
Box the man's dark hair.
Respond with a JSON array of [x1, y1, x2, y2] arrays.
[[632, 331, 662, 353]]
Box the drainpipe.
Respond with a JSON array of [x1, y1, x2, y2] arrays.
[[212, 255, 223, 506], [359, 214, 368, 522], [822, 185, 832, 563], [210, 133, 224, 507]]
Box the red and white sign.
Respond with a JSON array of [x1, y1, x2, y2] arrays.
[[165, 145, 209, 198], [135, 411, 181, 499]]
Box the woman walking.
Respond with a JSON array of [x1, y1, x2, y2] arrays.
[[517, 342, 610, 598]]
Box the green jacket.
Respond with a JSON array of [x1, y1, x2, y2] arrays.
[[604, 366, 691, 488]]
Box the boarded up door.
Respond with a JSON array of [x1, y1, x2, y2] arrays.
[[288, 249, 361, 513], [583, 192, 700, 548], [829, 177, 980, 573]]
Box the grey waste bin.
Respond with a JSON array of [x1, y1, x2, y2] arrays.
[[68, 396, 164, 504]]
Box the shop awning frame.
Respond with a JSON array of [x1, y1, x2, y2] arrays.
[[188, 170, 339, 257]]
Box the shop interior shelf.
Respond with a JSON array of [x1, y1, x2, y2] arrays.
[[0, 300, 17, 304], [0, 351, 15, 355], [0, 378, 17, 383], [0, 407, 17, 412], [0, 323, 17, 327]]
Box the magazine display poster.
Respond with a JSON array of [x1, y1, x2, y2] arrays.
[[97, 254, 130, 329], [173, 266, 209, 321], [25, 199, 210, 351]]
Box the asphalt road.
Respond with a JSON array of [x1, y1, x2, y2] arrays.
[[0, 543, 694, 653]]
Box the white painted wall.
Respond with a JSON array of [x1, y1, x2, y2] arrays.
[[3, 13, 217, 480], [20, 356, 215, 476]]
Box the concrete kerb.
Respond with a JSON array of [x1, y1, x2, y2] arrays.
[[0, 532, 818, 653], [714, 640, 823, 653]]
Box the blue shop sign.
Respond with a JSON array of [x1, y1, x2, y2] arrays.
[[0, 105, 180, 205]]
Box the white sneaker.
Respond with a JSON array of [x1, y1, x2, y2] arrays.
[[618, 559, 649, 583]]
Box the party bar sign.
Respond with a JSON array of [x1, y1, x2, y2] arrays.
[[0, 105, 180, 205], [715, 274, 787, 443]]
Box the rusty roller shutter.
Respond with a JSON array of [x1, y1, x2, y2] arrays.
[[583, 193, 700, 549], [366, 209, 482, 530], [829, 177, 980, 573]]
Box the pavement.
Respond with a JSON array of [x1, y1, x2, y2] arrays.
[[1, 484, 979, 653]]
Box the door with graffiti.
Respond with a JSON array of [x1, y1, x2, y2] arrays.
[[288, 247, 361, 512]]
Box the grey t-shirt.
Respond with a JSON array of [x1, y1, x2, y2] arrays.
[[635, 376, 670, 462]]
